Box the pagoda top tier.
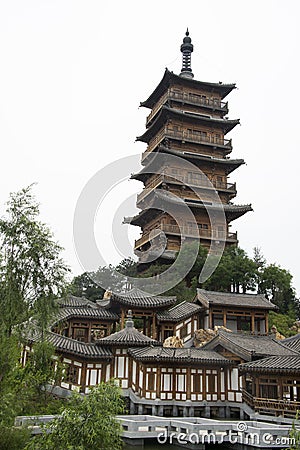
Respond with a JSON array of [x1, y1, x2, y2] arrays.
[[140, 68, 236, 109]]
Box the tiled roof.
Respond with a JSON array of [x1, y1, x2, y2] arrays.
[[98, 313, 160, 347], [56, 295, 97, 309], [140, 69, 236, 108], [136, 106, 239, 143], [203, 330, 297, 361], [197, 289, 276, 310], [128, 346, 232, 365], [111, 288, 176, 309], [125, 190, 252, 226], [281, 334, 300, 353], [25, 327, 112, 360], [157, 301, 202, 323], [53, 307, 119, 325], [239, 355, 300, 373]]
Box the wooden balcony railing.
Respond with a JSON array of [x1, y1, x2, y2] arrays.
[[136, 175, 236, 204], [134, 225, 237, 249], [242, 389, 300, 418], [142, 128, 232, 161], [146, 89, 228, 125]]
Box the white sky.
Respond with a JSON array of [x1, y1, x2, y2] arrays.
[[0, 0, 299, 295]]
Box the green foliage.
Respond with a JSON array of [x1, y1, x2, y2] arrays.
[[268, 311, 297, 337], [0, 425, 31, 450], [26, 381, 125, 450], [258, 264, 297, 314], [203, 246, 257, 293], [0, 185, 69, 335]]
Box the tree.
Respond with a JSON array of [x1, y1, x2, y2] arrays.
[[0, 185, 69, 336], [258, 264, 298, 314], [203, 246, 257, 293], [0, 186, 69, 440], [26, 381, 125, 450]]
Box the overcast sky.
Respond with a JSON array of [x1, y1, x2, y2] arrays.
[[0, 0, 299, 295]]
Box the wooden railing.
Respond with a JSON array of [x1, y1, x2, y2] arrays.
[[242, 389, 300, 418], [134, 225, 237, 249], [136, 174, 236, 204], [146, 89, 228, 125], [142, 129, 232, 161]]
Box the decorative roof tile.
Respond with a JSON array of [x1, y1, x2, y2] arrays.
[[111, 288, 176, 309], [197, 289, 276, 310], [157, 301, 202, 323], [128, 346, 232, 365], [239, 355, 300, 373]]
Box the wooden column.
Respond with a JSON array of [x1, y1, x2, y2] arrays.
[[209, 310, 213, 329], [121, 309, 125, 329], [187, 367, 191, 400], [202, 369, 206, 400], [223, 311, 227, 328], [251, 312, 255, 333], [152, 314, 157, 339], [156, 366, 161, 398], [265, 313, 269, 334]]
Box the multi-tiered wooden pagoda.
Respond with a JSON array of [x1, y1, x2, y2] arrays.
[[126, 30, 252, 264]]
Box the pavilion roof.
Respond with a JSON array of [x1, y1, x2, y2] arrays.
[[25, 327, 112, 360], [128, 346, 232, 365], [281, 334, 300, 353], [52, 307, 119, 326], [140, 69, 236, 109], [239, 355, 300, 374], [98, 312, 160, 347], [203, 330, 297, 362], [56, 294, 98, 309], [196, 289, 277, 310], [157, 301, 202, 323], [111, 287, 176, 309]]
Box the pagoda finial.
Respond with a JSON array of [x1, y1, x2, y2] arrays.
[[180, 28, 194, 79]]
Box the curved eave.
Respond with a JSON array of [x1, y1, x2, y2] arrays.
[[132, 148, 245, 181], [140, 69, 236, 109], [136, 107, 239, 144], [125, 203, 252, 227]]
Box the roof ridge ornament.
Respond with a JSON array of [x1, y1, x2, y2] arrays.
[[126, 309, 134, 328], [180, 28, 194, 79]]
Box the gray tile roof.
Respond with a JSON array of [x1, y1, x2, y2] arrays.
[[157, 301, 202, 323], [128, 346, 232, 365], [239, 355, 300, 373], [203, 330, 297, 361], [197, 289, 276, 310], [281, 334, 300, 353], [57, 295, 97, 309], [111, 288, 176, 309], [25, 327, 112, 360], [98, 314, 160, 347], [53, 307, 118, 325]]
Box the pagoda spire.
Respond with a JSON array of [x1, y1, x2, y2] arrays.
[[180, 28, 194, 79]]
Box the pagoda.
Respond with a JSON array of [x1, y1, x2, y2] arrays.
[[126, 30, 252, 265]]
